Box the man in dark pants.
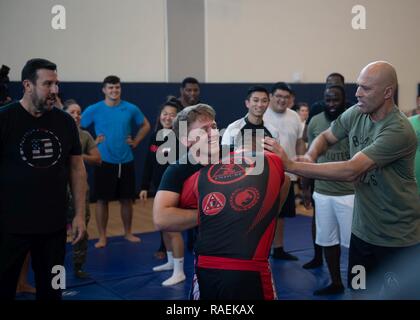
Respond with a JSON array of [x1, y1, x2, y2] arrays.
[[265, 61, 420, 298], [0, 58, 86, 300], [264, 82, 306, 260]]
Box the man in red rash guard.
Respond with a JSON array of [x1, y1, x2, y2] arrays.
[[179, 150, 290, 300]]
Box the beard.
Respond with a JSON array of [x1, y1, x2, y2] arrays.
[[187, 97, 198, 105], [31, 92, 55, 114], [324, 105, 346, 121]]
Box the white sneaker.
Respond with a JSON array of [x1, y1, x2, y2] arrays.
[[162, 273, 186, 286], [153, 262, 174, 272]]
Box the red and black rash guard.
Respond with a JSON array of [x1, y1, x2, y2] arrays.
[[180, 151, 285, 300]]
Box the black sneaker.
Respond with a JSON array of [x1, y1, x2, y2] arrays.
[[272, 250, 299, 261], [302, 258, 323, 269]]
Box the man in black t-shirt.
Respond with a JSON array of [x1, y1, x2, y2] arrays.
[[221, 86, 276, 151], [0, 59, 86, 300]]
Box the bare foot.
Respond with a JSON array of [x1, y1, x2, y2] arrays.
[[95, 238, 107, 248], [16, 283, 36, 294], [125, 234, 141, 243]]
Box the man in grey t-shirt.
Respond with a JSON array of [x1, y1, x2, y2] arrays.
[[264, 61, 420, 298]]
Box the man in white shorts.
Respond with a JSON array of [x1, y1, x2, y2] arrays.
[[305, 85, 354, 295]]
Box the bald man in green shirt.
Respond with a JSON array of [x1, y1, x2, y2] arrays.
[[265, 61, 420, 298]]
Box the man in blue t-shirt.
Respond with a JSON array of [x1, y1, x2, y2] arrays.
[[81, 75, 150, 248]]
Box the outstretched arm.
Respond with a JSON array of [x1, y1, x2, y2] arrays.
[[289, 151, 376, 182], [264, 134, 376, 182]]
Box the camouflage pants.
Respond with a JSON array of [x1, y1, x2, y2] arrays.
[[67, 188, 90, 270]]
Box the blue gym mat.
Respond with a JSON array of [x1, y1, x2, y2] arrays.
[[17, 215, 353, 300]]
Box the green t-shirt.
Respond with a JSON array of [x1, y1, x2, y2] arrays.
[[79, 128, 96, 155], [308, 113, 354, 196], [79, 128, 97, 191], [409, 115, 420, 195], [331, 105, 420, 247]]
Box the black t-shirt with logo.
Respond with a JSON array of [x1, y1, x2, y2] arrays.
[[180, 151, 285, 260], [0, 102, 81, 233]]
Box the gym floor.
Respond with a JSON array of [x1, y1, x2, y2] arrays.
[[17, 199, 352, 300]]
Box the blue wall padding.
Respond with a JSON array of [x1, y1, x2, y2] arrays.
[[8, 81, 358, 196]]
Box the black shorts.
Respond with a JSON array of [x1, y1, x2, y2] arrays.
[[347, 234, 420, 298], [278, 181, 296, 218], [94, 161, 136, 201], [197, 268, 269, 300]]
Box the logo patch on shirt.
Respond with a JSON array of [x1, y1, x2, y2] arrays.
[[20, 128, 62, 168], [202, 192, 226, 216], [207, 156, 255, 185], [230, 187, 260, 212]]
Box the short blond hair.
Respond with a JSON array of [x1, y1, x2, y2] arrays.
[[172, 104, 216, 139]]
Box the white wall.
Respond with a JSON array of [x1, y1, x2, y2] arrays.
[[0, 0, 167, 82], [205, 0, 420, 110]]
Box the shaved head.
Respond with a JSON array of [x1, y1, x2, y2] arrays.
[[360, 61, 398, 93], [356, 61, 399, 120]]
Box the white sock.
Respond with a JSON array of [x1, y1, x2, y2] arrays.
[[153, 251, 174, 271], [162, 257, 185, 286], [173, 257, 184, 276]]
